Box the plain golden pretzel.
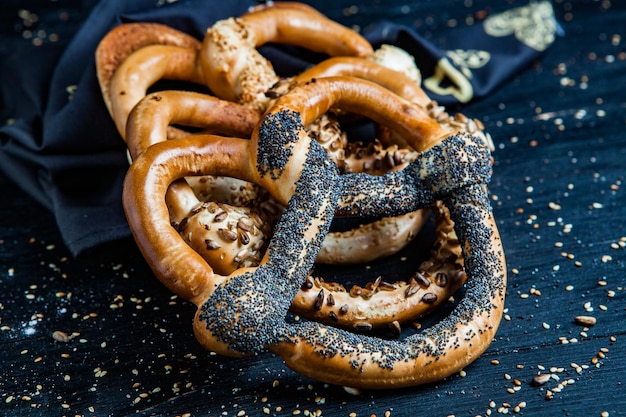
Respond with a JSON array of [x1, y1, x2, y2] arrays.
[[95, 22, 201, 136]]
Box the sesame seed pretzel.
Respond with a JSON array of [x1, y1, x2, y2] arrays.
[[93, 4, 429, 266], [199, 1, 373, 112], [122, 76, 506, 388]]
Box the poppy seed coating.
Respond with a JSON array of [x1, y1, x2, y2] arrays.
[[337, 133, 492, 218], [199, 110, 341, 354], [280, 176, 505, 371], [256, 109, 303, 180]]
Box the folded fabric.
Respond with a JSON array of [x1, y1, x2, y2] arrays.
[[0, 0, 559, 256]]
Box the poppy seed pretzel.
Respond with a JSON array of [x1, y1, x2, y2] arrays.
[[122, 76, 505, 388]]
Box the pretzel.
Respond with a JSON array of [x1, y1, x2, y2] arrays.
[[122, 76, 505, 388], [199, 2, 373, 111], [94, 12, 426, 266]]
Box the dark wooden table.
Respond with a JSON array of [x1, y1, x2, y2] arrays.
[[1, 1, 625, 416]]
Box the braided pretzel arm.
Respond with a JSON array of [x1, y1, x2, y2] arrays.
[[262, 77, 454, 154], [126, 90, 259, 160], [106, 44, 204, 140]]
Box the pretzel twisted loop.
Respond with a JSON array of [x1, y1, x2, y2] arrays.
[[122, 77, 506, 388]]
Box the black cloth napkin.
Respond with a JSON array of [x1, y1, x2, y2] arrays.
[[0, 0, 559, 256]]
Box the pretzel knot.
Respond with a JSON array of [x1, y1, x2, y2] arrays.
[[123, 77, 506, 389]]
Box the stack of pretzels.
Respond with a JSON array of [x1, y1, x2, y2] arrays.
[[95, 2, 506, 390]]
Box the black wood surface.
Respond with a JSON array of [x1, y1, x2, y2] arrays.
[[1, 1, 625, 416]]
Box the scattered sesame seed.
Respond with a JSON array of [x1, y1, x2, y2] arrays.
[[574, 316, 597, 326]]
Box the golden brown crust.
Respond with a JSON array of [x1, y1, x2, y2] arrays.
[[292, 56, 431, 107], [95, 23, 200, 116], [108, 45, 204, 140], [125, 90, 259, 159]]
